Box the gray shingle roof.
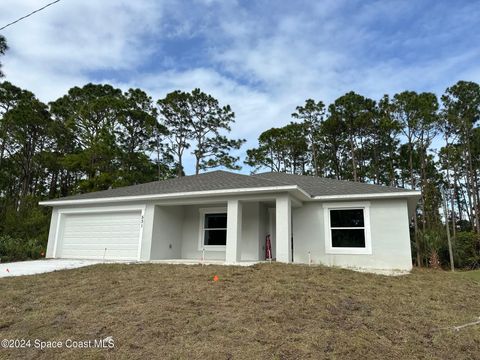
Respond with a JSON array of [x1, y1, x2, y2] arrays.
[[56, 171, 287, 201], [253, 172, 414, 197], [45, 170, 417, 203]]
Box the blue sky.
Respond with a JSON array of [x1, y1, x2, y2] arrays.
[[1, 0, 479, 174]]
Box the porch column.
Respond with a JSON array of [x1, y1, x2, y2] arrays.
[[46, 208, 60, 258], [139, 204, 155, 261], [276, 194, 292, 263], [225, 199, 242, 264]]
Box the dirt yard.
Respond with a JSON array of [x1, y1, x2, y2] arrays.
[[0, 263, 479, 359]]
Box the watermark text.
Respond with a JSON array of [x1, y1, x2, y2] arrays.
[[1, 337, 114, 350]]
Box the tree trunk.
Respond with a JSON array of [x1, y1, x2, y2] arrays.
[[465, 138, 479, 232], [389, 144, 395, 186], [474, 169, 480, 232], [451, 187, 457, 241], [408, 139, 421, 266], [177, 151, 184, 177], [333, 142, 341, 180], [0, 140, 5, 167], [453, 169, 463, 228], [195, 135, 203, 175], [350, 136, 357, 182], [311, 132, 318, 176], [445, 140, 456, 242], [461, 177, 472, 226], [420, 140, 427, 232], [195, 157, 200, 175]]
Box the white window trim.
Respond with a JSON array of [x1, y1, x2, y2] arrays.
[[198, 207, 227, 251], [323, 201, 372, 255]]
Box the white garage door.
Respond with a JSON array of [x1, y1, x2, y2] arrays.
[[57, 211, 142, 260]]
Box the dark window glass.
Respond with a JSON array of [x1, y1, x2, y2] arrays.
[[330, 209, 364, 228], [205, 213, 227, 229], [331, 229, 365, 248], [204, 230, 227, 246]]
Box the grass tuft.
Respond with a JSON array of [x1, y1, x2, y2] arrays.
[[0, 263, 479, 359]]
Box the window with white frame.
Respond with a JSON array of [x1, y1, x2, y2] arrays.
[[323, 202, 372, 255], [199, 208, 227, 250]]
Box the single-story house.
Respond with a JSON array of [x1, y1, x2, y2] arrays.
[[40, 171, 421, 272]]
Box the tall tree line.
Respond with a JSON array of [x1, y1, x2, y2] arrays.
[[0, 81, 243, 261], [0, 76, 479, 267], [246, 81, 480, 268], [1, 33, 477, 268]]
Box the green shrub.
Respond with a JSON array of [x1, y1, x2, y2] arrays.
[[417, 227, 450, 268], [454, 231, 480, 269], [0, 235, 47, 263], [2, 197, 50, 240]]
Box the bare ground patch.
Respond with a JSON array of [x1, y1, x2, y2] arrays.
[[0, 263, 479, 359]]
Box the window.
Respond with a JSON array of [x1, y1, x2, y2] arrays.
[[323, 202, 371, 255], [199, 208, 227, 250], [330, 209, 365, 247]]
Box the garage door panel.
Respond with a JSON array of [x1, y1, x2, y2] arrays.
[[62, 243, 139, 250], [63, 224, 139, 230], [57, 210, 141, 260], [63, 221, 139, 230], [63, 219, 140, 227], [60, 237, 140, 245], [62, 230, 139, 240], [60, 249, 138, 260], [61, 246, 138, 253]]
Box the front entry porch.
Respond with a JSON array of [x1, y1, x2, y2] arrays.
[[141, 194, 295, 264]]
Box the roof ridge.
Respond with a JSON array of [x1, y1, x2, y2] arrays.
[[202, 170, 293, 187], [253, 171, 411, 191], [239, 172, 294, 187]]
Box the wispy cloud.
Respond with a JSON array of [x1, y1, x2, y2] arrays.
[[1, 0, 166, 98], [1, 0, 479, 173]]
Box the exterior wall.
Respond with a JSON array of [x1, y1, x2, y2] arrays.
[[46, 199, 268, 262], [181, 204, 226, 260], [258, 203, 268, 260], [180, 202, 266, 261], [44, 193, 413, 270], [240, 202, 269, 261], [241, 202, 262, 261], [150, 205, 184, 260], [292, 198, 412, 271], [267, 208, 277, 259]]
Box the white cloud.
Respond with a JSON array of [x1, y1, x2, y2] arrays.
[[115, 67, 275, 146], [1, 0, 166, 99], [0, 0, 479, 174]]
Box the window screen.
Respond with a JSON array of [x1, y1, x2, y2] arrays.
[[203, 213, 227, 246], [329, 209, 366, 248]]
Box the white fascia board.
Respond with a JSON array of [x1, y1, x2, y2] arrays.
[[39, 185, 306, 206], [312, 191, 421, 201]]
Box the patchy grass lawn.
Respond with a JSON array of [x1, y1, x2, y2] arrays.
[[460, 269, 480, 283], [0, 263, 479, 359]]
